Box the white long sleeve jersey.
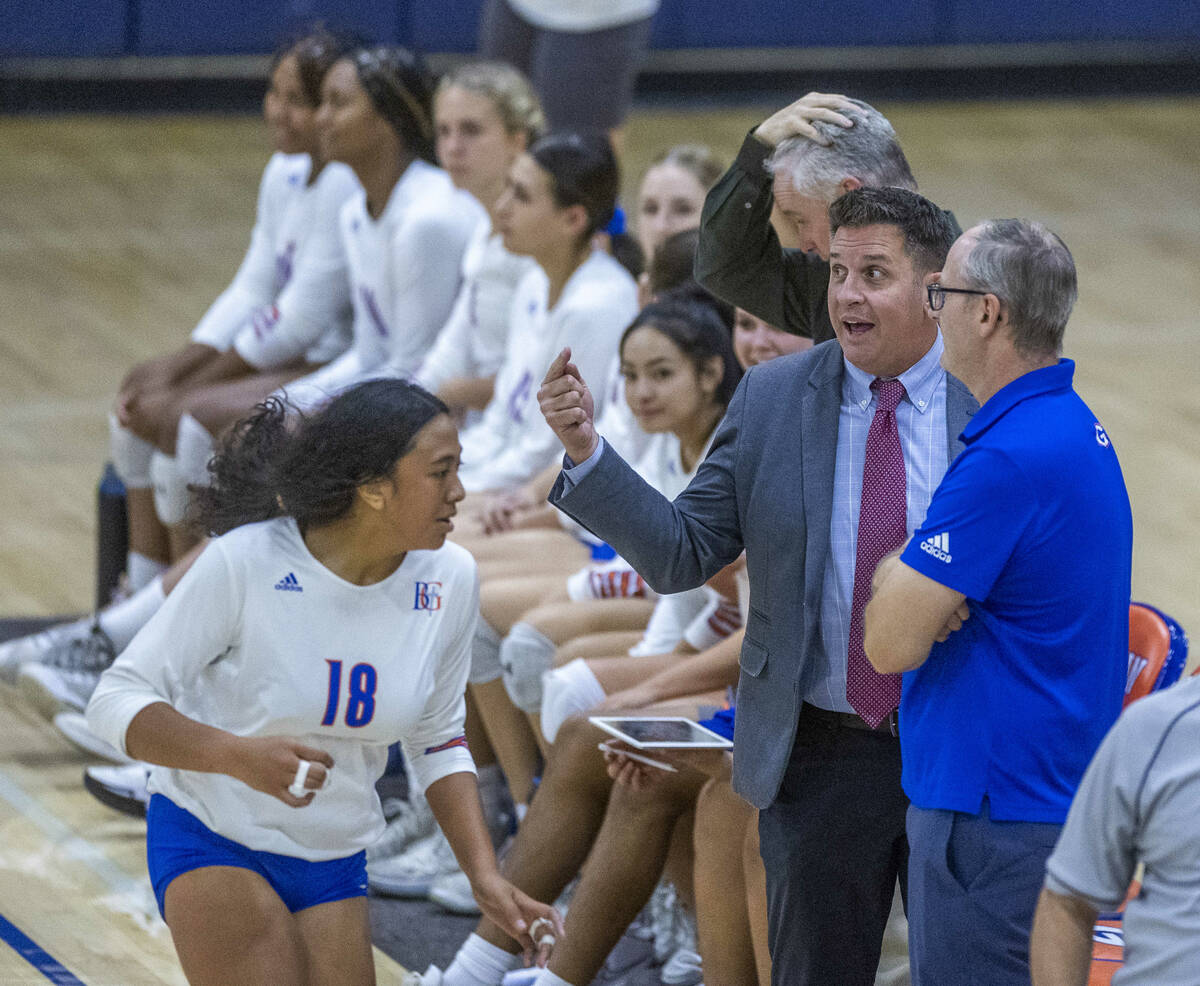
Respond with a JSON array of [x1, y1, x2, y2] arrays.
[[414, 221, 536, 394], [458, 250, 638, 491], [286, 160, 485, 406], [87, 518, 479, 861], [191, 153, 359, 366]]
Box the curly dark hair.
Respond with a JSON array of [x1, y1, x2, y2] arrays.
[[193, 379, 449, 536]]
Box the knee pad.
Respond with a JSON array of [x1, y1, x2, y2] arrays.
[[499, 622, 556, 714], [149, 451, 191, 525], [108, 414, 155, 489], [175, 412, 216, 489], [468, 616, 504, 685], [540, 658, 606, 744]]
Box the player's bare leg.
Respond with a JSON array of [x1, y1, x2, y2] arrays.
[[164, 866, 308, 986]]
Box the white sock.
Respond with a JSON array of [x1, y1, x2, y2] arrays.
[[97, 576, 165, 650], [126, 552, 168, 592], [533, 971, 575, 986], [443, 933, 521, 986]]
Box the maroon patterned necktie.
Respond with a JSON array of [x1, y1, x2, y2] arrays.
[[846, 378, 907, 728]]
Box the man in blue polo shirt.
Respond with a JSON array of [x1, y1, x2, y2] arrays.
[[862, 219, 1133, 986]]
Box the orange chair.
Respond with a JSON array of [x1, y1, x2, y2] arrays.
[[1089, 603, 1188, 984], [1123, 603, 1188, 706]]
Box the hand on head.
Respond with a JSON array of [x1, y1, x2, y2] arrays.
[[538, 347, 599, 464], [755, 92, 858, 148]]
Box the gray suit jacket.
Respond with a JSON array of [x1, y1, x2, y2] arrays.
[[551, 340, 978, 809]]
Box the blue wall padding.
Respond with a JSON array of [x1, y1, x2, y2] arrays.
[[4, 0, 1198, 59]]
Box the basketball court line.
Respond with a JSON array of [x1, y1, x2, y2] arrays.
[[0, 912, 87, 985]]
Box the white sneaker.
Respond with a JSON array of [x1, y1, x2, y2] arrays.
[[54, 711, 136, 764], [367, 792, 436, 861], [83, 762, 151, 818], [400, 965, 443, 986], [428, 867, 480, 916], [368, 829, 459, 897], [500, 969, 539, 986], [17, 620, 116, 719], [661, 947, 704, 986], [0, 617, 91, 684], [648, 880, 678, 963]]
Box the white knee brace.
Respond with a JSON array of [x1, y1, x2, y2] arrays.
[[540, 658, 606, 744], [175, 412, 216, 489], [149, 451, 191, 525], [499, 622, 557, 714], [468, 615, 504, 685], [108, 414, 155, 489]]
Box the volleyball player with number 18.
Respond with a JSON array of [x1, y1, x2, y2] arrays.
[[87, 379, 561, 986]]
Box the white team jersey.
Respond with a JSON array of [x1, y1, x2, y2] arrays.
[[283, 160, 484, 407], [87, 518, 479, 861], [415, 219, 536, 394], [192, 153, 358, 365], [458, 250, 638, 491]]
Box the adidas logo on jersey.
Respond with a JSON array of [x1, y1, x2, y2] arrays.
[[919, 533, 953, 563], [274, 572, 303, 592]]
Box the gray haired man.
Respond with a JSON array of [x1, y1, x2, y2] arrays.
[[695, 92, 934, 341]]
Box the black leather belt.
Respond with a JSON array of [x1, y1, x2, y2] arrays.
[[801, 702, 899, 737]]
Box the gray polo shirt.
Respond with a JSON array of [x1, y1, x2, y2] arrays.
[[1044, 675, 1200, 984]]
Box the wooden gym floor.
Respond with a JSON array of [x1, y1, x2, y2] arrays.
[[0, 95, 1197, 983]]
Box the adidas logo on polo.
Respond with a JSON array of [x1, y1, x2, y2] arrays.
[[274, 572, 303, 592], [919, 533, 953, 563]]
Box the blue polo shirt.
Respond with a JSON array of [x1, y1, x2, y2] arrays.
[[899, 359, 1132, 823]]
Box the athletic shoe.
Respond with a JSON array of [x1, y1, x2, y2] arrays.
[[54, 711, 136, 765], [17, 620, 116, 719], [366, 792, 436, 861], [500, 969, 539, 986], [368, 829, 459, 897], [0, 617, 90, 684], [428, 868, 481, 916], [400, 965, 443, 986], [83, 762, 151, 818], [660, 948, 704, 986], [648, 880, 678, 963]]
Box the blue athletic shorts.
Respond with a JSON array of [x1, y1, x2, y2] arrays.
[[146, 794, 368, 920]]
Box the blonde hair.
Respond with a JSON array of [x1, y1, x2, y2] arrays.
[[649, 144, 725, 192], [436, 61, 545, 143]]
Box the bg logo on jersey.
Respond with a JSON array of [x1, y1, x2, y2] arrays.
[[414, 581, 443, 612]]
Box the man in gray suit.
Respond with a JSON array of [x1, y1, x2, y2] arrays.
[[538, 187, 977, 985]]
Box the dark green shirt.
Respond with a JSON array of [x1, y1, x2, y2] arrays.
[[695, 132, 836, 342]]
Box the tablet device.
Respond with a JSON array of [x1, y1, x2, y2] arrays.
[[588, 716, 734, 749]]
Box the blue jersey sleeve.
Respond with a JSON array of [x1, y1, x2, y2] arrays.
[[902, 445, 1038, 601]]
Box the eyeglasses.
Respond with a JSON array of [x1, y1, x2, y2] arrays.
[[926, 283, 990, 311]]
